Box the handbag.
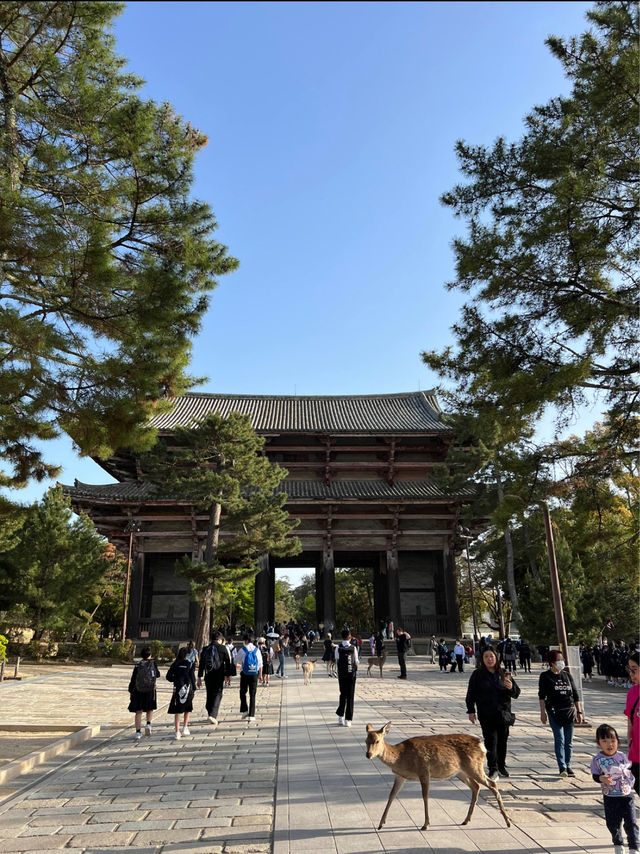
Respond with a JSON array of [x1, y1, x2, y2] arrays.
[[550, 706, 577, 726], [502, 710, 516, 726]]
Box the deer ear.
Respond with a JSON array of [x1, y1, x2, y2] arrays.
[[366, 723, 373, 732], [383, 721, 392, 733]]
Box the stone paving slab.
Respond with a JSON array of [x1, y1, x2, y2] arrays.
[[0, 656, 634, 853]]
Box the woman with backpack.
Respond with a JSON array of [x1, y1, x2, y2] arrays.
[[128, 646, 160, 742], [167, 647, 197, 740], [197, 632, 231, 727]]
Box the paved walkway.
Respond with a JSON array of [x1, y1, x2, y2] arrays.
[[0, 657, 632, 853]]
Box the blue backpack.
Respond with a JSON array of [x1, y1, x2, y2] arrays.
[[242, 646, 259, 675]]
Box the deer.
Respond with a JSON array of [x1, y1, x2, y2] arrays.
[[365, 722, 511, 831], [302, 658, 317, 685], [367, 650, 387, 678]]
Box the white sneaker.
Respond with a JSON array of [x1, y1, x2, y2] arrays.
[[174, 731, 181, 740], [345, 720, 352, 727], [241, 711, 249, 718], [144, 723, 152, 737], [207, 716, 218, 725], [338, 716, 345, 726], [613, 845, 624, 854], [247, 717, 255, 723], [488, 769, 499, 781], [134, 731, 142, 742], [182, 727, 190, 736]]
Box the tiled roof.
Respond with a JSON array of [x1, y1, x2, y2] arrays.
[[62, 479, 463, 503], [148, 391, 448, 433]]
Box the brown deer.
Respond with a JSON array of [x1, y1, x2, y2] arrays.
[[302, 659, 317, 685], [365, 722, 511, 831], [367, 650, 387, 678]]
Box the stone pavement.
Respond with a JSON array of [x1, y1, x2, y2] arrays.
[[0, 657, 633, 853]]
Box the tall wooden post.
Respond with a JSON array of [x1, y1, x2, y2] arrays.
[[386, 549, 401, 629], [254, 554, 272, 633], [540, 501, 569, 654], [321, 545, 336, 634]]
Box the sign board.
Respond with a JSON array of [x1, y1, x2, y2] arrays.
[[140, 631, 149, 638]]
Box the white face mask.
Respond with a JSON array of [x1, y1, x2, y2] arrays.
[[555, 660, 565, 672]]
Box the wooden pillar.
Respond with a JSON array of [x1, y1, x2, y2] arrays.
[[374, 553, 389, 630], [128, 552, 144, 638], [321, 545, 336, 634], [315, 561, 325, 630], [254, 554, 272, 633], [443, 546, 462, 637], [386, 548, 401, 629]]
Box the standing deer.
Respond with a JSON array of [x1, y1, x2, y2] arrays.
[[367, 650, 387, 677], [365, 722, 511, 830]]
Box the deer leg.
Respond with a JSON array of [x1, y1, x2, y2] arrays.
[[457, 772, 479, 825], [418, 774, 431, 830], [378, 775, 405, 829], [367, 664, 372, 677], [483, 773, 511, 827]]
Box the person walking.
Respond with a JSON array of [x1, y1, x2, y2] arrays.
[[128, 646, 160, 742], [274, 635, 286, 679], [236, 633, 262, 723], [503, 637, 517, 673], [519, 639, 532, 673], [466, 646, 521, 779], [625, 651, 640, 795], [453, 639, 465, 673], [396, 628, 411, 679], [427, 634, 437, 664], [335, 629, 359, 727], [197, 632, 231, 727], [590, 723, 639, 854], [224, 636, 236, 687], [538, 649, 584, 777], [322, 632, 335, 676], [437, 638, 449, 672], [374, 631, 385, 659], [167, 647, 196, 740], [186, 640, 199, 670]]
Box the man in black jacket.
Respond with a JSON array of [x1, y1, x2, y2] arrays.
[[197, 632, 231, 727], [335, 630, 359, 727], [396, 628, 411, 679]]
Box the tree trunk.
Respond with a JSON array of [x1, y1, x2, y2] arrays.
[[495, 466, 523, 625], [193, 501, 222, 650]]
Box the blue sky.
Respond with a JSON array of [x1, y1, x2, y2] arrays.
[[10, 1, 597, 521]]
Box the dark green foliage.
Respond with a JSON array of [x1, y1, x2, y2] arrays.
[[0, 2, 238, 488], [0, 486, 113, 638], [142, 413, 301, 648], [424, 2, 638, 432]]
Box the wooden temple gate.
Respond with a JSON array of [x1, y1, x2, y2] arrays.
[[63, 392, 464, 639]]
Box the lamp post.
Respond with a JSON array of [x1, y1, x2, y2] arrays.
[[121, 519, 141, 641], [456, 525, 480, 649]]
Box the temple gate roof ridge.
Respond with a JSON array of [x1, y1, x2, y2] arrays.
[[148, 390, 449, 434]]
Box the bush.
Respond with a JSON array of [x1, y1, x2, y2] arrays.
[[27, 639, 45, 660], [102, 639, 113, 658], [55, 643, 75, 659], [77, 632, 99, 658], [0, 635, 7, 661], [111, 639, 133, 660], [149, 639, 165, 660]]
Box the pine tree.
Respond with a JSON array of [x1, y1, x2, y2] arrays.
[[0, 3, 238, 488], [0, 486, 113, 637], [423, 2, 638, 436], [142, 413, 301, 650]]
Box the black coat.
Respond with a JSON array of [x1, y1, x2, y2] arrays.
[[466, 668, 521, 720]]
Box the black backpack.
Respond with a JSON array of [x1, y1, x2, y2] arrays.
[[202, 643, 222, 674], [135, 659, 156, 692], [337, 644, 357, 677]]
